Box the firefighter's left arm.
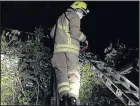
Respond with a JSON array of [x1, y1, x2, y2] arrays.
[[69, 14, 86, 42]]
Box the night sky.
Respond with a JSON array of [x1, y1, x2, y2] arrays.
[[1, 1, 139, 57]]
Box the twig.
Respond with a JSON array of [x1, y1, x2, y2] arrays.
[[12, 80, 15, 104], [36, 80, 40, 105]]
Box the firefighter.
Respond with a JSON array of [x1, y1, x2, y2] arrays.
[[50, 1, 89, 105]]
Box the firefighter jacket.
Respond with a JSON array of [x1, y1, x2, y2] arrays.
[[50, 8, 86, 55]]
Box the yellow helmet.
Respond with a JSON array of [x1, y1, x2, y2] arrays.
[[71, 1, 89, 15]]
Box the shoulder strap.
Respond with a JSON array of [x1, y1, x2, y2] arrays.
[[64, 12, 70, 21]]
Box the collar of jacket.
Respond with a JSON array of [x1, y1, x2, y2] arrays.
[[66, 8, 76, 13], [65, 8, 80, 20]]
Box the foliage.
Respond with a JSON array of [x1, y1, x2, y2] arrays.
[[79, 62, 102, 105], [1, 27, 53, 105], [79, 52, 123, 105], [104, 40, 138, 70], [1, 27, 137, 106]]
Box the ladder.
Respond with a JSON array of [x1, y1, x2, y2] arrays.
[[79, 52, 139, 105]]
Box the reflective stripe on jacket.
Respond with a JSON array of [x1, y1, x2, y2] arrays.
[[50, 8, 86, 55]]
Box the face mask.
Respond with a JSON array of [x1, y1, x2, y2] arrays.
[[76, 12, 84, 19]]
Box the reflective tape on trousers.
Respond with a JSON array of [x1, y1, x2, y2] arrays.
[[58, 86, 70, 93], [57, 82, 69, 89]]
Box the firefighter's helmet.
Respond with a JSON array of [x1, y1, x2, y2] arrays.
[[71, 1, 89, 15]]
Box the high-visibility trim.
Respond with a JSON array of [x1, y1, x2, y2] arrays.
[[58, 17, 72, 45], [79, 33, 84, 41], [57, 82, 69, 89], [66, 19, 71, 44], [58, 24, 66, 30], [54, 48, 79, 54], [54, 44, 80, 51], [58, 85, 70, 91], [58, 87, 70, 93], [66, 32, 71, 44], [58, 23, 71, 44]]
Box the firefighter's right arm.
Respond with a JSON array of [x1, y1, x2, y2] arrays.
[[69, 14, 86, 42], [50, 24, 56, 39]]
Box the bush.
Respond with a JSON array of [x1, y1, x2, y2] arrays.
[[1, 27, 53, 105]]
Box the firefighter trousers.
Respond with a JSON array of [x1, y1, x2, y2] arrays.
[[51, 52, 81, 100]]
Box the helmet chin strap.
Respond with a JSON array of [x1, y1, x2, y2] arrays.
[[76, 11, 83, 19]]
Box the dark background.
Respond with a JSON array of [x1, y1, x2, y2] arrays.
[[1, 1, 139, 56]]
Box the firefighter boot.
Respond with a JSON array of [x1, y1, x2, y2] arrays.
[[59, 94, 69, 106], [68, 97, 77, 106]]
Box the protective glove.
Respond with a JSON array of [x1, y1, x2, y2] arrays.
[[85, 40, 88, 46]]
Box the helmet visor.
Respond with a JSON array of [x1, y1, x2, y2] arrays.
[[81, 8, 90, 15]]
